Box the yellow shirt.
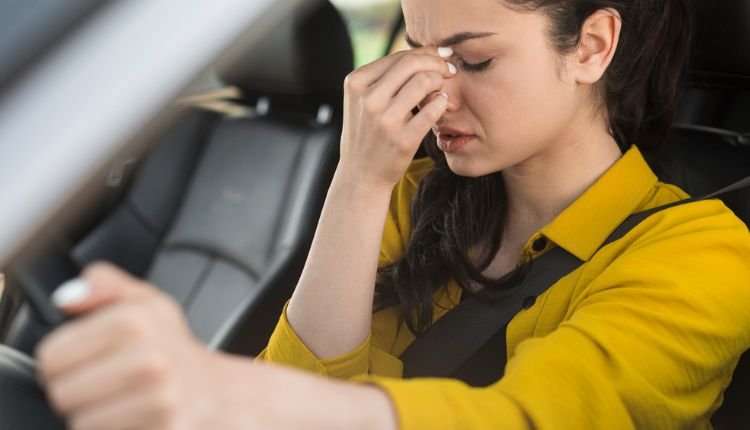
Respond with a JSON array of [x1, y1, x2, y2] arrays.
[[258, 146, 750, 429]]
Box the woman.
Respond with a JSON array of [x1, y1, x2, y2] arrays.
[[36, 0, 750, 428]]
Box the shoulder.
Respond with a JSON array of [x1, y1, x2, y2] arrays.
[[628, 178, 748, 257], [591, 196, 750, 325], [631, 191, 748, 249]]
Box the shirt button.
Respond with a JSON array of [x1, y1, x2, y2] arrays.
[[522, 295, 537, 310], [532, 237, 548, 252]]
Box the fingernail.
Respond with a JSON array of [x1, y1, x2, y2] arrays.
[[52, 278, 91, 307], [437, 46, 453, 58], [447, 63, 457, 75], [439, 92, 449, 100]]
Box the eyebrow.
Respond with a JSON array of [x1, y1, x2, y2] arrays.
[[404, 32, 497, 48]]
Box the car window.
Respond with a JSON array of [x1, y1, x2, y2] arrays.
[[330, 0, 401, 67], [0, 0, 104, 94]]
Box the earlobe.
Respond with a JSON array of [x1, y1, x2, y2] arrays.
[[575, 9, 621, 85]]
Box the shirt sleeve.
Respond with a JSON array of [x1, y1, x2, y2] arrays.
[[255, 301, 403, 378], [354, 210, 750, 429]]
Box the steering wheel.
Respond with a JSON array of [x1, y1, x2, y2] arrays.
[[0, 344, 65, 429]]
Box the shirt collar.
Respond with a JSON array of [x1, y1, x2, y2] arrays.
[[540, 145, 658, 262]]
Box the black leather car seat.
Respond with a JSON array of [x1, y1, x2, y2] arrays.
[[4, 0, 353, 355], [659, 1, 750, 428], [656, 0, 750, 221]]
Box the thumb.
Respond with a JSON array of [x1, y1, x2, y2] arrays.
[[52, 262, 149, 315]]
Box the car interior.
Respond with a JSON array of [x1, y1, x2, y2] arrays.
[[0, 0, 748, 428], [2, 0, 353, 357]]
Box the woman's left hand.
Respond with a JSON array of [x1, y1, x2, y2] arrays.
[[35, 263, 398, 430], [35, 263, 226, 429]]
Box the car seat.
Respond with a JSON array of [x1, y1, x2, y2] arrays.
[[659, 1, 750, 427], [3, 0, 353, 356]]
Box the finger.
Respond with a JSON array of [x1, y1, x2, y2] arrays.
[[367, 53, 456, 104], [46, 346, 165, 414], [51, 262, 150, 316], [67, 384, 179, 430], [347, 46, 452, 89], [386, 71, 446, 122], [403, 92, 450, 142], [36, 301, 153, 380]]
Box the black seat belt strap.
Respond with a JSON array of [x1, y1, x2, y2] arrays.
[[606, 176, 750, 245], [401, 246, 582, 378], [400, 176, 750, 379]]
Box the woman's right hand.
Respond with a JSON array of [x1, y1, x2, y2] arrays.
[[284, 48, 456, 360], [337, 46, 456, 190]]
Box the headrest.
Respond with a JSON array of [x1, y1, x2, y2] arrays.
[[220, 0, 354, 109], [689, 0, 750, 89]]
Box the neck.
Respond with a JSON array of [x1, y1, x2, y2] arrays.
[[502, 123, 623, 234]]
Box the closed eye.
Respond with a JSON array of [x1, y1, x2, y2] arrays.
[[458, 58, 492, 73]]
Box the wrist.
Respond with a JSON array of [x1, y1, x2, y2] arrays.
[[316, 377, 399, 430], [326, 172, 395, 214], [332, 163, 399, 197], [236, 360, 392, 430]]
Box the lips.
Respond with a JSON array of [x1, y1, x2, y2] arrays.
[[434, 126, 475, 153]]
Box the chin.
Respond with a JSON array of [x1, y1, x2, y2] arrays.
[[444, 154, 496, 178]]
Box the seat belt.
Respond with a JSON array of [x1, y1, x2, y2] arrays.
[[400, 176, 750, 380]]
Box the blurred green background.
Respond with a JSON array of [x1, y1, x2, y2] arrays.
[[331, 0, 401, 67]]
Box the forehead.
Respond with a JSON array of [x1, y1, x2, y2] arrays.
[[401, 0, 521, 46]]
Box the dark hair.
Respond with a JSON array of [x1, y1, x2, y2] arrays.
[[375, 0, 694, 336]]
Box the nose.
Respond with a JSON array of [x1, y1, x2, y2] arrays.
[[441, 76, 460, 112]]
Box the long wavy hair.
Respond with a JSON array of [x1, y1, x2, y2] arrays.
[[375, 0, 694, 336]]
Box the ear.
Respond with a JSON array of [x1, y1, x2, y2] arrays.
[[574, 8, 621, 85]]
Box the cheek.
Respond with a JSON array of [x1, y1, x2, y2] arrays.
[[465, 58, 575, 146]]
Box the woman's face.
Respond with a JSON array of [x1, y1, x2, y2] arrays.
[[404, 0, 590, 177]]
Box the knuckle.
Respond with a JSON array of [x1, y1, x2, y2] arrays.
[[362, 97, 381, 115], [400, 53, 423, 70], [403, 54, 439, 73], [152, 294, 179, 317], [111, 309, 149, 340], [163, 296, 182, 316], [415, 72, 434, 88], [376, 114, 396, 133], [428, 72, 444, 87], [344, 72, 363, 92], [135, 352, 171, 383], [408, 73, 429, 91], [119, 318, 147, 340], [81, 261, 111, 277]]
